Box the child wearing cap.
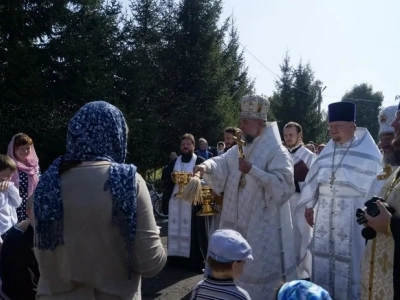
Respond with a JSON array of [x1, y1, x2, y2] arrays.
[[190, 229, 252, 300]]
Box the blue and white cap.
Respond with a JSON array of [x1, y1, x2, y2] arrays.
[[208, 229, 253, 263]]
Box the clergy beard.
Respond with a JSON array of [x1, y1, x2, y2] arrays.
[[244, 134, 255, 144], [383, 152, 397, 166], [181, 151, 194, 161]]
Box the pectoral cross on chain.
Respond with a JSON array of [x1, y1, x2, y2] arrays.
[[329, 172, 335, 188], [234, 130, 247, 188]]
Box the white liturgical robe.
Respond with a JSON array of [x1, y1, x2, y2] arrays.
[[202, 122, 296, 299], [296, 128, 382, 300], [168, 154, 198, 258], [287, 145, 316, 279]]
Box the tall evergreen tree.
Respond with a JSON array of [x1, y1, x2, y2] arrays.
[[291, 62, 326, 143], [0, 0, 254, 172], [342, 83, 383, 141], [0, 0, 68, 167], [154, 1, 253, 161], [219, 18, 254, 127], [270, 54, 326, 143], [171, 0, 227, 139], [46, 0, 123, 105], [119, 0, 164, 174], [157, 0, 232, 152], [0, 0, 125, 168], [270, 52, 294, 127]]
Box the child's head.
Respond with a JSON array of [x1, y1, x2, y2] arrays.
[[13, 133, 33, 163], [207, 229, 253, 280], [0, 154, 17, 181], [275, 280, 332, 299]]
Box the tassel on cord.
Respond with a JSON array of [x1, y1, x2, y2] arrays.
[[181, 172, 203, 205]]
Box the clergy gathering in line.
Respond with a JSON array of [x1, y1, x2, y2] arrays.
[[0, 97, 398, 300]]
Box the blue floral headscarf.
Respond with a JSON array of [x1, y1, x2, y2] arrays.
[[34, 101, 137, 278], [278, 280, 332, 300]]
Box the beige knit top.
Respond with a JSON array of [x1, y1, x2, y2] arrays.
[[34, 164, 166, 300]]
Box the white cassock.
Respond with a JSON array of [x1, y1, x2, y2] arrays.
[[202, 122, 296, 299], [287, 145, 317, 279], [296, 127, 382, 300]]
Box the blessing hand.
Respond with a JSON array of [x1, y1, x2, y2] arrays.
[[0, 181, 9, 191], [238, 158, 252, 174]]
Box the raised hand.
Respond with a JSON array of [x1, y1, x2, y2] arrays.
[[0, 181, 9, 191]]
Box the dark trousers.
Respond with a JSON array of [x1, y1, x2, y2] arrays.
[[162, 194, 170, 215], [1, 227, 11, 242]]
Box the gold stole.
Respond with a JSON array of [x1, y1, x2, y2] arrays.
[[361, 169, 400, 300]]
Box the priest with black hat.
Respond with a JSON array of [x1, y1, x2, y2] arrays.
[[296, 101, 382, 300]]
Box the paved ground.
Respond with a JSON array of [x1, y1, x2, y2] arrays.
[[142, 219, 203, 300]]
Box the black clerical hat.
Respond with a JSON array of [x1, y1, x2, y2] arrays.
[[328, 102, 356, 122]]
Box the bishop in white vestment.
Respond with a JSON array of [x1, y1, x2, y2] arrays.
[[297, 102, 382, 300], [161, 134, 207, 271], [361, 104, 399, 300], [283, 122, 317, 280], [194, 95, 296, 299], [364, 105, 398, 201]]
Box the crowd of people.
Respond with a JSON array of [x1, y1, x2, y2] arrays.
[[0, 96, 398, 300], [161, 95, 400, 300]]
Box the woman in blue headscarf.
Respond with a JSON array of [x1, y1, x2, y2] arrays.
[[275, 280, 332, 300], [33, 101, 166, 299]]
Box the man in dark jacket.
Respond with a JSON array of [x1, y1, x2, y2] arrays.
[[195, 138, 213, 160]]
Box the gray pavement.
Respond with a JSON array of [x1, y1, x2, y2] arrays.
[[142, 219, 203, 300]]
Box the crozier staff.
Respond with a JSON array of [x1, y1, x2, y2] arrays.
[[194, 94, 296, 299]]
